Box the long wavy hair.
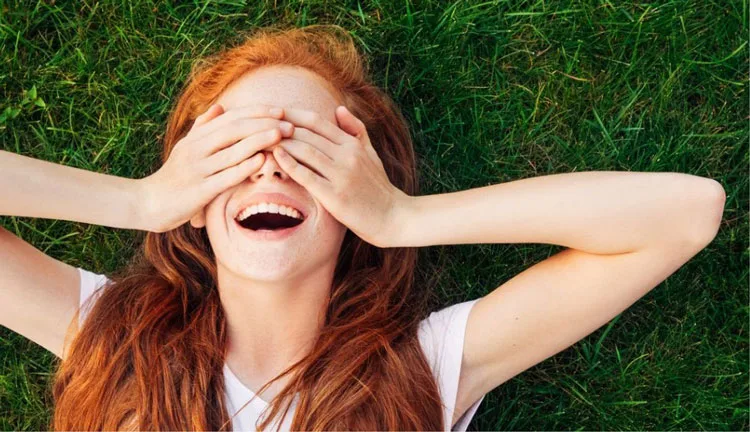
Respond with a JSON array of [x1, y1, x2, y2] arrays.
[[50, 24, 445, 430]]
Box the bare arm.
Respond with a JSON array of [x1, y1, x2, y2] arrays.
[[0, 226, 81, 359], [394, 171, 725, 427], [0, 150, 146, 358], [0, 104, 291, 359], [0, 150, 144, 229], [396, 170, 724, 252]]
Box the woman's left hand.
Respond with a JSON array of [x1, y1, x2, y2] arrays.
[[271, 105, 410, 248]]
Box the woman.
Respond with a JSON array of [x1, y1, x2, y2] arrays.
[[0, 25, 725, 430]]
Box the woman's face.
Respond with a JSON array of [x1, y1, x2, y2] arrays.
[[192, 65, 348, 282]]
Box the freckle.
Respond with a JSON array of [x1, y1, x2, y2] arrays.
[[515, 317, 518, 320]]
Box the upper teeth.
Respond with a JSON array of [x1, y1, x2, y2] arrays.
[[236, 203, 303, 221]]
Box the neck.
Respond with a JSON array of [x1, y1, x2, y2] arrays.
[[217, 260, 335, 398]]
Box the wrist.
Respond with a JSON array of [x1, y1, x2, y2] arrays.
[[131, 177, 155, 232], [389, 191, 420, 248]]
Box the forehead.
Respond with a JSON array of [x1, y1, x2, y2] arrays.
[[215, 65, 342, 124]]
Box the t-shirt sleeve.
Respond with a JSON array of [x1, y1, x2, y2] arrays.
[[417, 298, 485, 431], [77, 267, 111, 328]]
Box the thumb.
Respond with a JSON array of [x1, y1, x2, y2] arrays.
[[335, 106, 364, 138]]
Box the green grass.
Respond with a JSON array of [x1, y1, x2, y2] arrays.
[[1, 0, 747, 429]]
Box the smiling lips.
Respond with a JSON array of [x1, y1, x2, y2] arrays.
[[233, 211, 306, 241], [233, 192, 308, 220], [235, 202, 304, 222], [234, 202, 305, 232]]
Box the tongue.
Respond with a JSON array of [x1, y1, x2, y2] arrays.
[[239, 213, 302, 231]]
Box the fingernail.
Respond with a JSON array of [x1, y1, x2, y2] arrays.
[[279, 121, 293, 134], [270, 107, 283, 117]]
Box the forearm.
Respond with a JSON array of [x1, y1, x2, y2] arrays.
[[397, 171, 724, 253], [0, 150, 146, 230]]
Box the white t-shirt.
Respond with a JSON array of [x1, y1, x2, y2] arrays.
[[77, 267, 486, 431]]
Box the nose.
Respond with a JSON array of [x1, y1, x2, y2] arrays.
[[250, 148, 289, 181]]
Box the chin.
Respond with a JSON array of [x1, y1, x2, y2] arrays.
[[225, 252, 301, 279]]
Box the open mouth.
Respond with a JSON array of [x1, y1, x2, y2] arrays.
[[235, 212, 305, 231]]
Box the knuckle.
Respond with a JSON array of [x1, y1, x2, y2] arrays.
[[344, 152, 358, 167], [269, 118, 285, 130], [219, 108, 242, 123], [333, 181, 347, 198], [313, 149, 327, 164], [218, 172, 234, 189], [254, 103, 274, 113], [294, 128, 313, 142], [243, 104, 275, 119], [303, 167, 316, 181], [218, 148, 235, 169], [209, 128, 230, 146], [227, 117, 249, 129], [200, 160, 215, 178], [237, 137, 256, 154], [235, 139, 253, 158], [225, 118, 263, 137], [233, 106, 255, 119], [301, 143, 316, 158], [257, 118, 283, 132], [237, 136, 262, 158], [307, 111, 321, 124], [223, 106, 257, 124], [315, 149, 328, 164], [265, 128, 281, 142]]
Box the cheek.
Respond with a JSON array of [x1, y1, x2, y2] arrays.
[[318, 206, 335, 222], [205, 192, 232, 225], [319, 207, 347, 234]]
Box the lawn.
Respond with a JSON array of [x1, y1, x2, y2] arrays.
[[0, 0, 747, 430]]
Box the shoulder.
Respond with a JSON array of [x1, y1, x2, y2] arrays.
[[417, 299, 479, 366], [417, 298, 484, 431], [77, 267, 112, 327]]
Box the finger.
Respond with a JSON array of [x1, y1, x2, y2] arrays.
[[202, 128, 282, 177], [202, 152, 265, 197], [336, 105, 375, 152], [334, 105, 364, 138], [273, 146, 333, 197], [280, 107, 356, 145], [196, 118, 291, 159], [190, 104, 285, 142], [191, 104, 224, 130], [278, 138, 335, 181], [286, 127, 341, 160], [191, 104, 284, 142]]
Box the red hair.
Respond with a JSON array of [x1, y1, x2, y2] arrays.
[[51, 24, 444, 430]]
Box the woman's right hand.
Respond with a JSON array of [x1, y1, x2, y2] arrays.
[[138, 103, 294, 233]]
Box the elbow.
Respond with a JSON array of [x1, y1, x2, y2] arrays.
[[687, 179, 726, 248]]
